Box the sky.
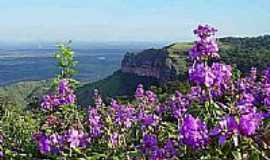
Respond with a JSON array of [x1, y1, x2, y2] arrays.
[[0, 0, 270, 42]]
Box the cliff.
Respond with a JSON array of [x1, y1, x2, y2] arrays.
[[121, 43, 192, 81]]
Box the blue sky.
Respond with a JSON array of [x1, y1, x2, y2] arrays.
[[0, 0, 270, 42]]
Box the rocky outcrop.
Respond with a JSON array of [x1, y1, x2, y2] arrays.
[[121, 44, 189, 82]]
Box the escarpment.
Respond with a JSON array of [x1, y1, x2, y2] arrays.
[[121, 43, 190, 82]]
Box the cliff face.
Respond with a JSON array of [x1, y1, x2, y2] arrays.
[[121, 43, 190, 81]]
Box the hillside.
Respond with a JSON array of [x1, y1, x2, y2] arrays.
[[0, 80, 50, 108], [1, 35, 270, 107], [77, 35, 270, 106]]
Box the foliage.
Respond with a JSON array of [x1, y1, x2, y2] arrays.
[[0, 98, 40, 159], [54, 41, 78, 79]]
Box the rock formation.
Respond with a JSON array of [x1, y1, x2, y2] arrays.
[[121, 43, 190, 81]]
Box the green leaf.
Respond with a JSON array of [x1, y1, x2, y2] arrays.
[[232, 151, 242, 160], [250, 151, 260, 160], [87, 153, 107, 160]]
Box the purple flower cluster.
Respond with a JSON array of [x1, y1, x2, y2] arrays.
[[33, 133, 52, 154], [210, 116, 239, 145], [135, 84, 157, 104], [66, 129, 89, 148], [41, 79, 76, 110], [189, 25, 219, 61], [239, 111, 262, 136], [168, 91, 190, 119], [88, 107, 103, 138], [187, 86, 207, 102], [34, 129, 89, 154], [141, 134, 177, 159], [193, 24, 217, 39], [189, 63, 214, 87], [189, 40, 219, 60], [262, 68, 270, 109], [180, 115, 209, 148], [211, 111, 263, 145], [189, 62, 232, 95], [138, 112, 159, 127], [111, 100, 135, 128], [237, 92, 256, 113], [135, 84, 144, 99]]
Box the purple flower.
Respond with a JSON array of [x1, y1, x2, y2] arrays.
[[180, 114, 209, 149], [210, 116, 238, 145], [264, 97, 270, 107], [138, 112, 159, 127], [263, 113, 270, 119], [189, 39, 219, 60], [155, 104, 167, 114], [168, 91, 190, 119], [88, 107, 103, 138], [265, 67, 270, 82], [261, 70, 270, 108], [0, 134, 3, 158], [140, 136, 177, 159], [193, 24, 217, 39], [187, 86, 207, 102], [57, 79, 76, 105], [239, 112, 262, 136], [237, 92, 255, 113], [150, 149, 165, 160], [189, 63, 215, 87], [66, 129, 88, 148], [163, 139, 177, 158], [111, 101, 135, 128], [41, 79, 76, 110], [134, 84, 157, 104], [0, 151, 3, 158], [141, 134, 159, 155], [145, 90, 157, 103], [189, 25, 219, 61], [135, 84, 144, 99], [211, 63, 232, 87], [41, 95, 59, 110], [33, 133, 51, 154], [50, 133, 63, 145], [109, 132, 119, 148], [189, 62, 232, 97], [58, 79, 70, 95]]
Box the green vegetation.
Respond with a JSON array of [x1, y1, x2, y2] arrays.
[[77, 70, 159, 106], [0, 80, 50, 108], [219, 35, 270, 73], [1, 35, 270, 109]]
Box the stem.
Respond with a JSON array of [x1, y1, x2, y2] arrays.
[[250, 143, 270, 160], [76, 109, 85, 131]]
